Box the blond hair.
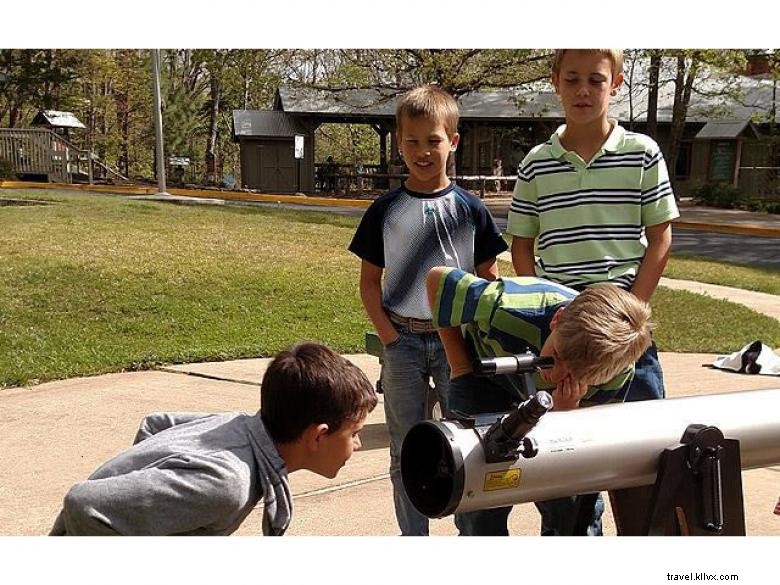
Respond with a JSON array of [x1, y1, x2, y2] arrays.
[[396, 85, 459, 138], [555, 285, 652, 386], [551, 49, 624, 78]]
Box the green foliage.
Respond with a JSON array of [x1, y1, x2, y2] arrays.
[[333, 49, 551, 95], [0, 157, 15, 179], [0, 49, 88, 126], [764, 201, 780, 214], [691, 182, 742, 208], [316, 124, 379, 164], [163, 84, 203, 161]]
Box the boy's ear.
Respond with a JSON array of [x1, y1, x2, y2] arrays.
[[550, 306, 566, 330], [612, 71, 625, 92], [550, 72, 560, 93], [450, 132, 460, 151], [303, 423, 330, 451]]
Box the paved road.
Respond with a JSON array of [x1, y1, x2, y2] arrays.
[[672, 228, 780, 269]]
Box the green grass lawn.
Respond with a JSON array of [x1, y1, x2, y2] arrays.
[[2, 188, 779, 388], [665, 255, 780, 295]]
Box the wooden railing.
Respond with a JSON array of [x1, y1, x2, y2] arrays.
[[312, 167, 517, 198], [0, 128, 128, 184]]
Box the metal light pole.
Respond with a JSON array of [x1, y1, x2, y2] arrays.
[[151, 49, 169, 196]]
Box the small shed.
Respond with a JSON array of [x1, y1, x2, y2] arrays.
[[232, 110, 313, 193], [31, 110, 86, 141], [694, 120, 759, 185]]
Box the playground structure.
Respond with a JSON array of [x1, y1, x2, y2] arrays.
[[0, 127, 128, 184]]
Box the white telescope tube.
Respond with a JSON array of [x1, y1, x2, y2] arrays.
[[401, 389, 780, 518]]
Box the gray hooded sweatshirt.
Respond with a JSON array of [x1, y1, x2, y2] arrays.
[[50, 411, 292, 536]]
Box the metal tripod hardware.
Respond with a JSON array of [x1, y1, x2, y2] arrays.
[[683, 425, 727, 533]]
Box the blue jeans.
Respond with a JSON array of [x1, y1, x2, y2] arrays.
[[536, 342, 666, 536], [448, 373, 604, 536], [623, 341, 665, 402], [380, 327, 450, 536]]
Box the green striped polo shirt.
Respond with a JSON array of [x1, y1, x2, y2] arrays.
[[506, 122, 680, 290], [432, 267, 632, 404]]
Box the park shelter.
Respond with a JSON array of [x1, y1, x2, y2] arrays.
[[234, 78, 778, 197]]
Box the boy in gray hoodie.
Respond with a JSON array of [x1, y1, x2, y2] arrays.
[[50, 342, 377, 536]]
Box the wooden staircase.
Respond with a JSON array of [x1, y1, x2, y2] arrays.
[[0, 127, 129, 184]]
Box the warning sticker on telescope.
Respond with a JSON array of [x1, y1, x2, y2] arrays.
[[483, 469, 521, 491]]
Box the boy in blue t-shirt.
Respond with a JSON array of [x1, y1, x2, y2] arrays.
[[349, 85, 507, 535]]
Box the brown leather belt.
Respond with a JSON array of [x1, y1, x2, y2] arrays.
[[388, 310, 437, 334]]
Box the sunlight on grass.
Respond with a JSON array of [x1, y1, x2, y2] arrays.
[[1, 189, 779, 388], [665, 255, 780, 295]]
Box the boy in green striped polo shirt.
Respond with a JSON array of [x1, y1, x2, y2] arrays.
[[508, 49, 678, 395], [426, 266, 653, 536], [506, 48, 679, 535]]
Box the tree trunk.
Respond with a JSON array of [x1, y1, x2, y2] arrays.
[[646, 52, 661, 140], [9, 103, 20, 128], [205, 73, 220, 183], [115, 89, 130, 178], [667, 54, 699, 194]]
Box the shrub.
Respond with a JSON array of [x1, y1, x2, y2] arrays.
[[692, 182, 742, 209], [0, 157, 16, 180]]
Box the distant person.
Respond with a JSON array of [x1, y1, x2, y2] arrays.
[[506, 49, 680, 536], [324, 156, 338, 194], [355, 161, 365, 194], [50, 343, 377, 536], [349, 85, 507, 536], [388, 153, 405, 190], [492, 157, 503, 192]]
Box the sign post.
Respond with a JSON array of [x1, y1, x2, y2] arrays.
[[294, 134, 304, 193]]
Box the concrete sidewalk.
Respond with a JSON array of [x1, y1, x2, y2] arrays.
[[1, 351, 778, 536]]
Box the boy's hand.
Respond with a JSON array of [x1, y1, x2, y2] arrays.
[[379, 328, 400, 347], [552, 376, 588, 410], [450, 364, 474, 379]]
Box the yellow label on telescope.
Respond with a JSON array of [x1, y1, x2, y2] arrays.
[[483, 469, 522, 491]]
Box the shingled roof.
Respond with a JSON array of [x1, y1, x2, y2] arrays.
[[271, 74, 776, 125], [232, 110, 307, 139], [31, 110, 86, 129]]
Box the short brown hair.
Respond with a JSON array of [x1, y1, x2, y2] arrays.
[[260, 342, 378, 443], [396, 85, 459, 138], [551, 49, 624, 78], [555, 285, 652, 386]]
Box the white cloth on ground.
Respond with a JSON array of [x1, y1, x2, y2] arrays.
[[711, 340, 780, 376]]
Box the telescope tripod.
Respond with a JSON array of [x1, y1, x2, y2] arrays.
[[611, 424, 746, 536]]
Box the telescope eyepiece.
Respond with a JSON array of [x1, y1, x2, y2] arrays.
[[500, 391, 554, 442], [481, 391, 553, 462]]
